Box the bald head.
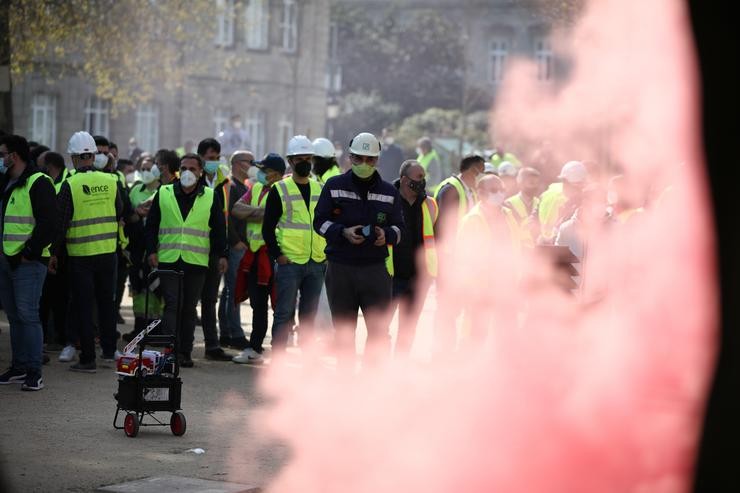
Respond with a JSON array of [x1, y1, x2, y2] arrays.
[[476, 174, 505, 195], [517, 167, 541, 197], [230, 150, 254, 182]]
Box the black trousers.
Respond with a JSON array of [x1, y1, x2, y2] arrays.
[[160, 268, 206, 355], [199, 255, 222, 350], [39, 261, 69, 345], [325, 261, 392, 365], [247, 253, 273, 353], [390, 276, 430, 355], [68, 253, 117, 363]]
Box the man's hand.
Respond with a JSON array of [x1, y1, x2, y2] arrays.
[[148, 253, 159, 268], [343, 225, 365, 245], [135, 203, 151, 217], [48, 255, 58, 274], [277, 255, 292, 265], [374, 226, 386, 246], [233, 241, 247, 251], [218, 257, 228, 274]]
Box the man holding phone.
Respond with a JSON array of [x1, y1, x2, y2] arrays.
[[314, 132, 405, 368]]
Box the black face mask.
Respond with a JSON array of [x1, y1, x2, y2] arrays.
[[293, 159, 312, 177], [407, 178, 426, 194], [313, 157, 335, 177]]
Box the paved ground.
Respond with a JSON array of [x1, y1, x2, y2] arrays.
[[0, 287, 437, 492]]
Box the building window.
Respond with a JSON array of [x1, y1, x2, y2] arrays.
[[245, 110, 266, 159], [215, 0, 235, 47], [535, 38, 553, 81], [245, 0, 269, 50], [488, 39, 509, 84], [30, 93, 56, 148], [325, 21, 342, 94], [135, 103, 159, 153], [213, 108, 231, 137], [277, 116, 293, 155], [279, 0, 298, 53], [84, 96, 110, 137]]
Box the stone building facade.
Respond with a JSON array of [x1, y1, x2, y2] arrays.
[[11, 0, 330, 159]]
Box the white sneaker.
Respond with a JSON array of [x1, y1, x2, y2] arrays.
[[232, 348, 263, 364], [58, 345, 76, 362]]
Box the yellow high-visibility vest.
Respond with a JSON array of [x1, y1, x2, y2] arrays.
[[66, 171, 119, 256], [157, 184, 214, 267], [2, 172, 52, 257], [386, 196, 438, 277], [246, 182, 269, 253], [274, 177, 326, 264]]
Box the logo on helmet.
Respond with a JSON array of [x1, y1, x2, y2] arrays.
[[362, 143, 370, 150]]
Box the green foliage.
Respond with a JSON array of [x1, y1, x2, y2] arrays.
[[332, 91, 400, 147], [395, 108, 490, 153], [9, 0, 244, 115]]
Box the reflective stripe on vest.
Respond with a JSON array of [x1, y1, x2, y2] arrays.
[[246, 182, 269, 253], [434, 175, 468, 220], [157, 184, 213, 267], [386, 196, 438, 277], [2, 173, 52, 256], [66, 171, 118, 256], [275, 177, 326, 264]]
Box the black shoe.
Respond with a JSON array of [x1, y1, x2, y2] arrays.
[[116, 313, 125, 324], [70, 361, 97, 373], [219, 336, 231, 348], [205, 347, 233, 361], [179, 353, 194, 368], [21, 372, 44, 391], [229, 338, 249, 350], [0, 367, 27, 384]]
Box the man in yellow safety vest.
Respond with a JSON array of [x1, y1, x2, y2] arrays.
[[416, 136, 442, 188], [504, 167, 542, 248]]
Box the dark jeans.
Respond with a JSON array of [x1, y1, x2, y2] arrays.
[[0, 255, 47, 373], [218, 247, 246, 341], [247, 253, 273, 353], [325, 261, 392, 364], [68, 253, 117, 364], [115, 250, 128, 315], [39, 260, 69, 345], [161, 268, 206, 355], [199, 255, 223, 350], [391, 276, 430, 355], [271, 260, 326, 351]]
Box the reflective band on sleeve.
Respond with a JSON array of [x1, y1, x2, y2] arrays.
[[319, 220, 334, 235], [281, 222, 311, 230], [368, 193, 394, 204], [3, 216, 35, 225], [158, 243, 210, 255], [330, 190, 360, 200], [66, 231, 119, 244], [391, 225, 401, 244], [69, 216, 118, 227]]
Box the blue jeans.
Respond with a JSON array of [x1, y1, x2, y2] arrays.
[[0, 255, 47, 374], [218, 247, 246, 341], [271, 260, 326, 350]]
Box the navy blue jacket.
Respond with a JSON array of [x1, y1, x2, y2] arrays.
[[314, 170, 405, 265]]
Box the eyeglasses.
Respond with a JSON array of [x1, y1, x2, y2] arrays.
[[78, 153, 94, 160], [349, 154, 377, 164]]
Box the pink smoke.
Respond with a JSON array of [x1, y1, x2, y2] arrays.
[[226, 0, 717, 491]]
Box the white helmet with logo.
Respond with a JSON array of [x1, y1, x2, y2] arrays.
[[286, 135, 315, 157], [67, 131, 97, 155], [312, 137, 335, 158], [349, 132, 381, 157]]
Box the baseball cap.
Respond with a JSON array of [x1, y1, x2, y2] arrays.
[[256, 153, 286, 174], [557, 160, 588, 184]]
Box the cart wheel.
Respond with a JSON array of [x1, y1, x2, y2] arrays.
[[170, 412, 186, 436], [124, 413, 139, 438]]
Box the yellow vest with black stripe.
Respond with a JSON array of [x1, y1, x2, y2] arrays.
[[66, 171, 119, 256], [318, 166, 341, 185], [434, 175, 469, 220], [2, 172, 52, 257], [274, 177, 326, 264], [386, 196, 438, 277], [246, 182, 269, 253], [157, 184, 213, 267]]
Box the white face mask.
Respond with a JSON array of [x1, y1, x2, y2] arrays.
[[94, 153, 108, 169], [179, 169, 198, 188], [151, 165, 161, 179], [125, 172, 136, 185], [484, 191, 506, 208], [141, 170, 157, 185], [246, 166, 259, 181]]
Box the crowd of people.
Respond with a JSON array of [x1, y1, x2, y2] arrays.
[[0, 125, 653, 390]]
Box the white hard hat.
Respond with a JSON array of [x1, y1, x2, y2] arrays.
[[67, 131, 97, 155], [312, 137, 335, 158], [349, 132, 381, 157], [498, 161, 517, 177], [483, 162, 496, 174], [558, 160, 588, 183], [286, 135, 314, 157]]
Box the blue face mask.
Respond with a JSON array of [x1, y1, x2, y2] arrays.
[[204, 160, 220, 175], [0, 157, 7, 174], [257, 170, 268, 185]]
